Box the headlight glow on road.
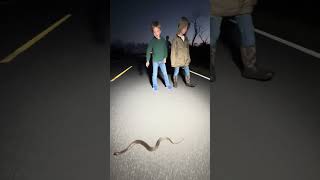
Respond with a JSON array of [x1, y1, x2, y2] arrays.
[[111, 69, 210, 180]]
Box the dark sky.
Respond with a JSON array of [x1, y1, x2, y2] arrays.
[[111, 0, 210, 44]]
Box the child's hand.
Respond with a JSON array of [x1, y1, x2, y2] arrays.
[[146, 61, 150, 67], [163, 58, 166, 64]]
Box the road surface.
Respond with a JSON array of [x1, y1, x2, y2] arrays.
[[110, 57, 210, 180], [212, 21, 320, 180], [0, 5, 108, 180]]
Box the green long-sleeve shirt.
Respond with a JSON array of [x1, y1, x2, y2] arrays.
[[146, 36, 168, 62]]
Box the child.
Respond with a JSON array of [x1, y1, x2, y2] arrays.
[[171, 17, 195, 88], [146, 21, 173, 92]]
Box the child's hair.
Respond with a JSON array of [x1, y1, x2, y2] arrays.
[[151, 21, 161, 32], [178, 17, 190, 33]]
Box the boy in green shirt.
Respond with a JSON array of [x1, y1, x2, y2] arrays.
[[146, 21, 173, 92]]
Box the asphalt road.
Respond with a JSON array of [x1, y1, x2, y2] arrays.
[[110, 57, 210, 180], [212, 23, 320, 180], [0, 6, 108, 180], [1, 2, 320, 180]]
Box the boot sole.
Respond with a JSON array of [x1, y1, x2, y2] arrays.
[[242, 74, 273, 81]]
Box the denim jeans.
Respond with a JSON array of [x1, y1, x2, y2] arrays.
[[152, 60, 171, 88], [210, 14, 256, 78], [210, 13, 256, 48], [173, 66, 190, 77]]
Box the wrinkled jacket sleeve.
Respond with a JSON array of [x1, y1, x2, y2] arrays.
[[170, 38, 178, 66]]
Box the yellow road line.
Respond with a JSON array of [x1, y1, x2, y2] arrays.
[[0, 14, 72, 64], [111, 66, 133, 82]]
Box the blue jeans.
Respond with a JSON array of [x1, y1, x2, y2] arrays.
[[210, 14, 256, 48], [152, 61, 171, 88], [173, 66, 190, 77]]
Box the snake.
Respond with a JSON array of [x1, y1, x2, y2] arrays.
[[113, 137, 184, 156]]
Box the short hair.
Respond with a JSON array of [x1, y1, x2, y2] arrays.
[[151, 21, 161, 32], [178, 17, 190, 33]]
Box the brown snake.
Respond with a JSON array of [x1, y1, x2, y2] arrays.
[[113, 137, 184, 156]]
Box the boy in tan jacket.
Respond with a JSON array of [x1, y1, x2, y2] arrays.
[[171, 17, 195, 88]]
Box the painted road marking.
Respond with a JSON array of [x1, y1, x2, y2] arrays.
[[0, 14, 72, 64], [110, 64, 209, 82], [229, 19, 320, 59], [190, 70, 210, 81], [111, 66, 133, 82]]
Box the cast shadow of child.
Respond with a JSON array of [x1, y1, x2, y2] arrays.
[[136, 58, 168, 88], [138, 46, 174, 88], [145, 63, 168, 88]]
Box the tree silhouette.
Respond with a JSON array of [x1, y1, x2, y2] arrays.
[[190, 11, 208, 46]]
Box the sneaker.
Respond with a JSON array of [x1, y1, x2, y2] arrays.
[[167, 84, 173, 91]]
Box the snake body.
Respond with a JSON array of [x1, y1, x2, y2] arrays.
[[113, 137, 184, 156]]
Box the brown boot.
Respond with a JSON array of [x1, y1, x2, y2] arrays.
[[240, 46, 274, 81], [173, 75, 178, 88], [210, 47, 216, 82], [185, 75, 195, 87]]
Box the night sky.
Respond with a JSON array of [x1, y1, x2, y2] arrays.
[[111, 0, 210, 44]]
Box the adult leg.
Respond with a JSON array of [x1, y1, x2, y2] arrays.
[[235, 14, 274, 81], [210, 16, 223, 82]]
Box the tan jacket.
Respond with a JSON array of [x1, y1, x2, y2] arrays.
[[211, 0, 257, 17], [171, 35, 191, 67]]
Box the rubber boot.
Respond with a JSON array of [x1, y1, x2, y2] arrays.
[[210, 47, 216, 82], [185, 75, 195, 87], [173, 75, 178, 88], [240, 46, 274, 81]]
